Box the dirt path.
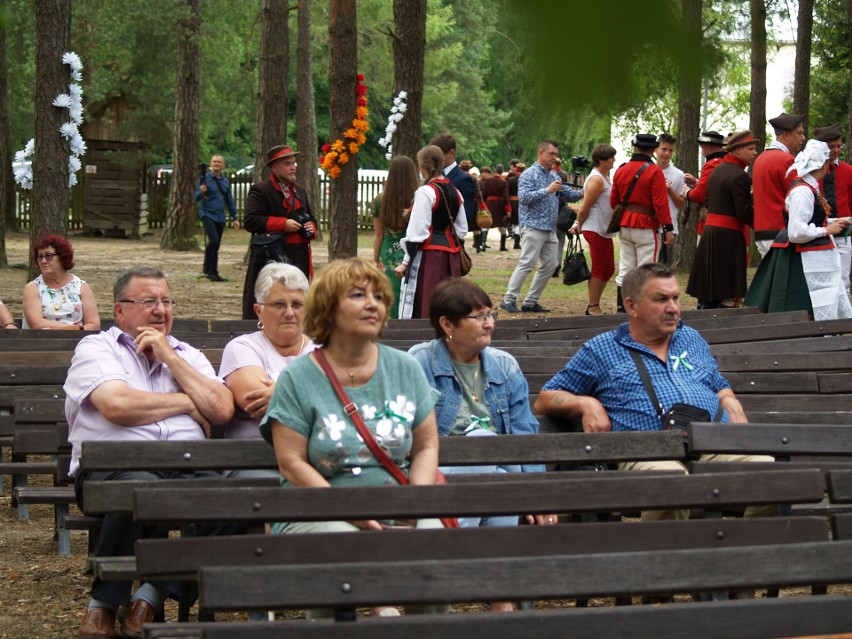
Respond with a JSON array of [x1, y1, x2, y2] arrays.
[[0, 228, 592, 320]]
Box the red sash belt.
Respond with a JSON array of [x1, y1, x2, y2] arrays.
[[486, 196, 502, 201], [705, 213, 750, 248], [704, 214, 744, 231]]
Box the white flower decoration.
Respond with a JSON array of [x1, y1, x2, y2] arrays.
[[62, 51, 83, 71], [15, 51, 85, 190], [377, 90, 407, 158], [60, 122, 78, 139], [361, 404, 377, 420]]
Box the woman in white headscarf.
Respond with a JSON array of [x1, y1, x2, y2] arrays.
[[745, 139, 852, 319]]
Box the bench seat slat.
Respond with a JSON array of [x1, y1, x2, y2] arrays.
[[147, 597, 852, 639], [197, 540, 852, 610]]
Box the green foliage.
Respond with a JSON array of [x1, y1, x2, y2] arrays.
[[810, 0, 849, 136], [8, 0, 851, 178]]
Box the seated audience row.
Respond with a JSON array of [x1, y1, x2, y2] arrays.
[[64, 259, 773, 636]]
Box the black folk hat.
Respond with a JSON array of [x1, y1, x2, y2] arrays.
[[768, 112, 805, 132], [813, 123, 843, 142], [631, 133, 660, 149], [697, 131, 725, 146]]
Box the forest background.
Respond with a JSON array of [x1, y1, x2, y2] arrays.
[[0, 0, 851, 269]]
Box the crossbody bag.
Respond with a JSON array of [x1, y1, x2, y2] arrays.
[[314, 348, 460, 529], [629, 349, 722, 459], [605, 162, 651, 234]]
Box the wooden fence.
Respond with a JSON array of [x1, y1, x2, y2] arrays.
[[12, 172, 387, 233]]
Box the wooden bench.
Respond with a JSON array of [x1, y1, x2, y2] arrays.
[[144, 595, 852, 639], [135, 498, 852, 638], [121, 468, 827, 625], [527, 309, 812, 343], [77, 430, 686, 515]]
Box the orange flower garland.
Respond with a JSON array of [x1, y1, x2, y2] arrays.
[[320, 74, 369, 179]]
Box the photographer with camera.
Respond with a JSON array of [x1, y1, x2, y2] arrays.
[[195, 155, 240, 282], [242, 144, 317, 320], [535, 263, 774, 521]]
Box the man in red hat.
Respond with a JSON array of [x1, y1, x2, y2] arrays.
[[752, 112, 806, 257], [242, 144, 317, 319], [814, 122, 852, 295]]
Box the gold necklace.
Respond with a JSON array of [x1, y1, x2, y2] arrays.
[[262, 332, 308, 357], [456, 360, 481, 401], [326, 346, 374, 385]]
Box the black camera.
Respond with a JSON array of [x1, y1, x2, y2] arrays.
[[571, 155, 590, 173], [293, 211, 315, 239], [197, 162, 208, 178]]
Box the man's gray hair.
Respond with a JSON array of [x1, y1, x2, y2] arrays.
[[113, 265, 167, 301], [254, 262, 310, 303], [622, 263, 675, 302]]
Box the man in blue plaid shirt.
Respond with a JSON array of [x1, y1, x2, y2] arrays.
[[535, 263, 773, 520]]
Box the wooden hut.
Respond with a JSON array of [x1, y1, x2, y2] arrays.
[[80, 97, 149, 238]]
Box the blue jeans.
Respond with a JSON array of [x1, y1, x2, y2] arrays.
[[439, 462, 522, 528], [202, 217, 225, 276]]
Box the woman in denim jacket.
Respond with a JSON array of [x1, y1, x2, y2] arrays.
[[409, 278, 555, 612], [408, 281, 555, 495]]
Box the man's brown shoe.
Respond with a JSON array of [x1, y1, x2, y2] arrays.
[[78, 607, 116, 638], [119, 599, 156, 639]]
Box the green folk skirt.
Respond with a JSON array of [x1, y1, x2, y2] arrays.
[[744, 245, 813, 314]]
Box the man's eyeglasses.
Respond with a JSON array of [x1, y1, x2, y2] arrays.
[[463, 311, 498, 323], [36, 253, 58, 261], [258, 301, 304, 312], [119, 298, 176, 310]]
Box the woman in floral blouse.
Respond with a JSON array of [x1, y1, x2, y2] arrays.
[[260, 257, 443, 617]]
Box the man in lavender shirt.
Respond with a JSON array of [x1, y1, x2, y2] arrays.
[[66, 265, 234, 639]]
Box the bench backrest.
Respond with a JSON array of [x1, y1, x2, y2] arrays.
[[127, 469, 825, 523], [195, 539, 852, 611], [80, 431, 684, 473], [135, 515, 829, 581]]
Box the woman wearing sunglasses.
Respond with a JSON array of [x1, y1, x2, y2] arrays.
[[22, 233, 100, 330]]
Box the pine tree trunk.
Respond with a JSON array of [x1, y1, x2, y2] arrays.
[[848, 0, 852, 149], [0, 25, 15, 264], [749, 0, 768, 267], [161, 0, 201, 251], [253, 0, 289, 182], [327, 0, 358, 260], [391, 0, 426, 163], [672, 0, 702, 275], [31, 0, 71, 254], [749, 0, 767, 151], [296, 0, 320, 221], [793, 0, 813, 122]]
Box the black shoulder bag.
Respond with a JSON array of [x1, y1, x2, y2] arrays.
[[605, 162, 651, 234], [629, 349, 722, 459]]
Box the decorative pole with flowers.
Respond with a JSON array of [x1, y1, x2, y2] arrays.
[[319, 74, 369, 179]]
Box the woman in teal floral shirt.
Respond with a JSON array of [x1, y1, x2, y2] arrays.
[[372, 155, 419, 319], [261, 257, 443, 617]]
